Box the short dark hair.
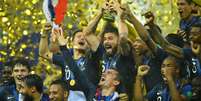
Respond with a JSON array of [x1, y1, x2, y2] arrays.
[[102, 22, 119, 37], [50, 79, 69, 92], [13, 58, 31, 71], [24, 74, 43, 94], [72, 29, 83, 41]]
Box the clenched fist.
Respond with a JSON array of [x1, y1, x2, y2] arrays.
[[137, 65, 150, 77]]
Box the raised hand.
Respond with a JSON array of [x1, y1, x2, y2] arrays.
[[41, 23, 52, 37], [120, 4, 133, 21], [50, 29, 57, 43], [137, 65, 150, 77], [102, 0, 111, 12], [53, 27, 67, 46], [110, 0, 122, 15]]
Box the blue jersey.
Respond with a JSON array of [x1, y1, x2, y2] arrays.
[[52, 46, 101, 89], [59, 46, 96, 100], [142, 47, 168, 92], [180, 16, 201, 42], [0, 85, 19, 101], [146, 81, 192, 101], [52, 53, 76, 85], [96, 43, 136, 101], [183, 48, 201, 80]]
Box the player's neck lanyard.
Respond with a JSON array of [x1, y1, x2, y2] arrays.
[[102, 54, 120, 72]]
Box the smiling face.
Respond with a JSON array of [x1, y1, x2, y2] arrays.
[[98, 69, 120, 88], [72, 32, 88, 50], [103, 32, 119, 56], [189, 27, 201, 56], [177, 0, 192, 20], [12, 64, 29, 85]]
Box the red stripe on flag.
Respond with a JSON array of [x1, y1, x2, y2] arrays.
[[54, 0, 68, 24]]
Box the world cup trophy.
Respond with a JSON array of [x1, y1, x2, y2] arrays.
[[103, 0, 121, 22]]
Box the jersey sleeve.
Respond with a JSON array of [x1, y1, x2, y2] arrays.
[[59, 45, 96, 100], [52, 53, 66, 68], [90, 43, 104, 60]]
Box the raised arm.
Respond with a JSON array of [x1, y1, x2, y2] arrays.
[[122, 5, 158, 54], [147, 24, 184, 58], [118, 15, 128, 38], [83, 8, 104, 52], [39, 24, 53, 61], [124, 5, 184, 58], [55, 29, 96, 100], [134, 65, 150, 101], [112, 1, 128, 38], [127, 22, 139, 42]]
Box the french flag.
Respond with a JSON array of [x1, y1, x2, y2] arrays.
[[43, 0, 68, 25]]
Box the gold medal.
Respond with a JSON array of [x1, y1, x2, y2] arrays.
[[70, 80, 75, 86]]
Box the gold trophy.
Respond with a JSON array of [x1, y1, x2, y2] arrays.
[[103, 0, 117, 22]]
